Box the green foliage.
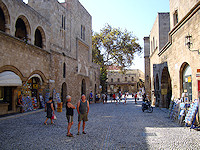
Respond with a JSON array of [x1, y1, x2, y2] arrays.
[[92, 24, 142, 68], [92, 24, 142, 93]]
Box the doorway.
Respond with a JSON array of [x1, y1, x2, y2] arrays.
[[161, 67, 172, 108], [61, 82, 67, 103]]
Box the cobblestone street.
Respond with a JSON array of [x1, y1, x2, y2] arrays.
[[1, 96, 200, 150]]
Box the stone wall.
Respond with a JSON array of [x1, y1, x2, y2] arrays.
[[145, 1, 200, 108], [169, 0, 200, 30], [0, 0, 100, 115]]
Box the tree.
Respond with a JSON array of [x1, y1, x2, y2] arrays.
[[92, 24, 142, 93], [92, 24, 142, 68]]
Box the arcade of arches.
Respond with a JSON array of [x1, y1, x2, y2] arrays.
[[153, 62, 195, 108], [161, 67, 172, 108], [0, 69, 47, 115]]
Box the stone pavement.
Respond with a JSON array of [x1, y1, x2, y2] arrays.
[[0, 96, 200, 150]]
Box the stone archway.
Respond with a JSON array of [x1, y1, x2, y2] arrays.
[[15, 15, 31, 42], [34, 26, 46, 49], [180, 62, 192, 101], [0, 1, 10, 33], [0, 6, 5, 32], [155, 74, 160, 106], [161, 67, 172, 108], [61, 82, 67, 103]]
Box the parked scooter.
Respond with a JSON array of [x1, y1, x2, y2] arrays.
[[142, 99, 153, 113]]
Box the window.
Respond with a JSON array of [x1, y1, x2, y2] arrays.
[[63, 63, 66, 78], [61, 15, 66, 30], [34, 28, 42, 48], [111, 78, 113, 82], [81, 25, 85, 40], [182, 64, 192, 101], [153, 37, 155, 50], [173, 10, 178, 26], [125, 77, 127, 82], [118, 78, 120, 82], [132, 77, 134, 81], [15, 18, 27, 41]]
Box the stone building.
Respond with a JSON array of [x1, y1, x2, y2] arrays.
[[0, 0, 100, 115], [144, 0, 200, 108], [107, 67, 144, 94]]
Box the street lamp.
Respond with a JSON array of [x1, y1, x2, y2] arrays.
[[185, 33, 192, 50]]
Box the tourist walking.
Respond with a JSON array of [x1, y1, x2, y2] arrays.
[[66, 95, 76, 137], [102, 93, 106, 104], [44, 97, 55, 125], [105, 93, 108, 103], [134, 92, 137, 104], [123, 93, 127, 104], [77, 95, 90, 135], [89, 91, 93, 104]]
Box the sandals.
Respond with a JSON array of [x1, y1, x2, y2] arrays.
[[82, 131, 86, 134], [76, 131, 86, 135], [44, 122, 47, 125], [67, 133, 73, 137]]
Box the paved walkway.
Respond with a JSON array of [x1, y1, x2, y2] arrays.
[[0, 96, 200, 150]]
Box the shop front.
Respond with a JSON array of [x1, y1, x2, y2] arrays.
[[21, 74, 45, 111], [0, 71, 22, 115], [181, 64, 192, 101]]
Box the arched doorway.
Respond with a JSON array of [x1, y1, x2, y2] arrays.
[[155, 74, 160, 106], [0, 7, 5, 32], [180, 63, 192, 101], [161, 67, 172, 108], [25, 75, 43, 109], [95, 84, 97, 94], [81, 79, 86, 96], [61, 82, 67, 103]]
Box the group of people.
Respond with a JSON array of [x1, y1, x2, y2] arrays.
[[89, 91, 102, 103], [109, 91, 140, 104], [44, 95, 89, 137]]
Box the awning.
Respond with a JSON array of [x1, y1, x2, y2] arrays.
[[0, 71, 22, 86]]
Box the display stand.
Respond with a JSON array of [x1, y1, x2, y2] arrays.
[[185, 100, 198, 127]]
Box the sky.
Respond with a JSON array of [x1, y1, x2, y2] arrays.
[[23, 0, 170, 72]]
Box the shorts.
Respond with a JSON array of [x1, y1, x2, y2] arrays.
[[78, 113, 88, 122], [66, 115, 73, 123]]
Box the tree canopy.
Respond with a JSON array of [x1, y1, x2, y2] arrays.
[[92, 24, 142, 69], [92, 24, 142, 93]]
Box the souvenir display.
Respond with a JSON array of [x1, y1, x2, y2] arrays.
[[39, 95, 45, 108], [185, 100, 198, 127], [56, 93, 61, 103], [45, 92, 50, 103], [32, 97, 38, 110]]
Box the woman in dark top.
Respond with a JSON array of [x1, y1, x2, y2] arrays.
[[44, 97, 55, 125]]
